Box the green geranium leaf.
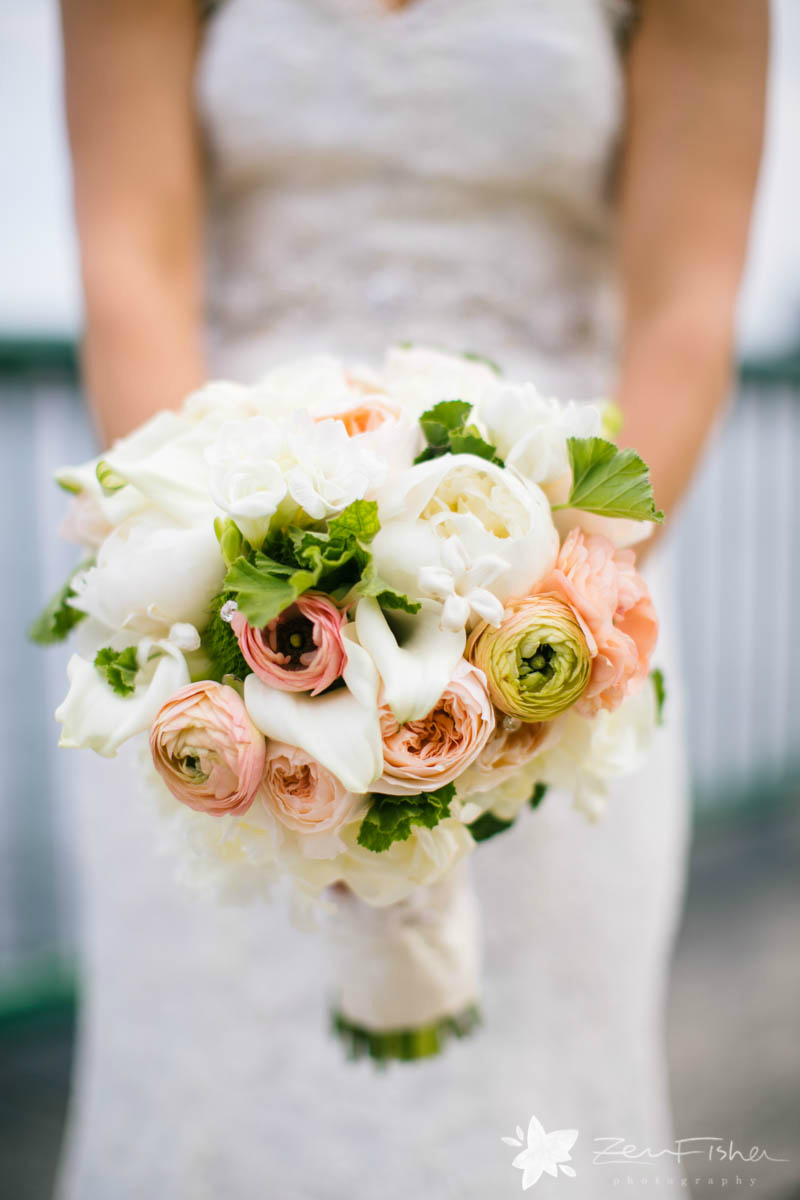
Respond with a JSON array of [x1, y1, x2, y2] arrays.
[[357, 783, 456, 853], [325, 499, 381, 544], [94, 646, 139, 697], [560, 437, 663, 523], [415, 400, 504, 467], [650, 668, 666, 725], [224, 555, 300, 627], [28, 558, 93, 645], [530, 782, 548, 809], [468, 810, 516, 843], [202, 595, 251, 681]]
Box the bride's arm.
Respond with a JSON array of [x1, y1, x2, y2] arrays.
[[617, 0, 768, 523], [60, 0, 205, 445]]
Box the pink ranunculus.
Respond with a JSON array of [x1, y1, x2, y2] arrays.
[[150, 681, 266, 816], [231, 592, 347, 695], [262, 741, 359, 838], [537, 528, 658, 714], [376, 660, 496, 796]]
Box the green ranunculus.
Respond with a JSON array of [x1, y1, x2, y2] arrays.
[[467, 595, 591, 721]]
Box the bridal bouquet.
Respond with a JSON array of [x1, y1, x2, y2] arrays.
[[36, 346, 664, 1061]]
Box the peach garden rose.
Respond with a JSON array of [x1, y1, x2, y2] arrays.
[[231, 592, 347, 695], [262, 741, 359, 840], [375, 660, 495, 795], [150, 681, 266, 816]]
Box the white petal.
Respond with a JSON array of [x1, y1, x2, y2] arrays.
[[441, 593, 471, 632], [354, 597, 465, 723], [467, 588, 505, 627], [440, 535, 470, 575], [55, 640, 190, 758], [244, 675, 383, 795], [417, 565, 456, 602]]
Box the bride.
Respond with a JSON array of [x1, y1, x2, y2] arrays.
[[56, 1, 766, 1196]]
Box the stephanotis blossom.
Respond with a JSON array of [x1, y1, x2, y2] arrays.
[[150, 681, 266, 816], [417, 535, 505, 633], [375, 659, 495, 795], [230, 593, 347, 695], [535, 529, 657, 714], [261, 741, 360, 854]]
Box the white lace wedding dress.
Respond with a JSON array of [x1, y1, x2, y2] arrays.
[[58, 2, 690, 1196]]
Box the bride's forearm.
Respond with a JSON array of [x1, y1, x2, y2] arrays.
[[61, 0, 204, 446], [616, 0, 767, 526]]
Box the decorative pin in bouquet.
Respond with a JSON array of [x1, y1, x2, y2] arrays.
[[34, 346, 664, 1063]]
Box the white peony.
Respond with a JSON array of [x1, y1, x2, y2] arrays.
[[69, 513, 225, 636], [55, 637, 190, 757], [372, 454, 559, 607], [477, 382, 603, 486]]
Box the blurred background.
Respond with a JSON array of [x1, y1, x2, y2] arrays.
[[1, 1, 799, 1197]]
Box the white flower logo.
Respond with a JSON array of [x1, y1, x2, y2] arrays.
[[502, 1115, 578, 1189]]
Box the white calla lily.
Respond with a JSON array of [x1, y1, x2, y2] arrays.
[[55, 638, 190, 757], [354, 597, 466, 723], [70, 513, 225, 636], [244, 626, 384, 794]]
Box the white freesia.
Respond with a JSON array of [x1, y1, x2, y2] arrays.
[[244, 625, 384, 794], [381, 345, 499, 417], [69, 513, 225, 636], [534, 682, 657, 819], [354, 597, 466, 724], [417, 535, 505, 632], [55, 638, 190, 757], [478, 383, 603, 485], [205, 416, 289, 546], [372, 454, 559, 605], [283, 410, 386, 519]]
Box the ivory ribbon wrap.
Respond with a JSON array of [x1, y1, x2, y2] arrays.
[[329, 862, 480, 1032]]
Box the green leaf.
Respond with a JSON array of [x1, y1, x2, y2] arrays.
[[468, 810, 516, 843], [357, 783, 456, 853], [325, 499, 381, 544], [94, 646, 140, 697], [415, 400, 505, 467], [650, 668, 666, 725], [28, 559, 93, 645], [530, 782, 548, 809], [560, 437, 663, 522], [214, 517, 247, 568], [461, 350, 502, 375], [355, 559, 421, 614], [202, 595, 251, 681], [224, 556, 301, 627]]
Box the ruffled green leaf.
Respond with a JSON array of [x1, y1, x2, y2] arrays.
[[94, 646, 139, 697], [28, 559, 93, 645], [560, 437, 663, 522], [202, 595, 251, 681], [415, 399, 504, 467], [357, 783, 456, 853]]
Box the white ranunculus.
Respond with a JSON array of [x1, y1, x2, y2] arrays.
[[55, 637, 190, 757], [244, 625, 384, 794], [283, 411, 386, 519], [69, 513, 225, 636], [372, 454, 559, 605], [205, 416, 290, 546], [381, 345, 499, 417], [477, 383, 603, 485], [289, 816, 475, 907], [534, 682, 657, 819], [354, 597, 466, 723]]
